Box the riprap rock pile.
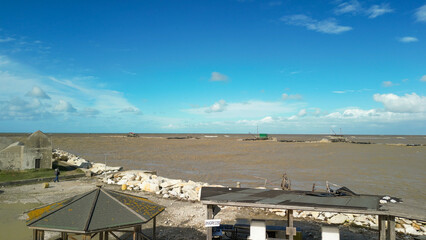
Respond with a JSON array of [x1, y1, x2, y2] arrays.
[[268, 209, 426, 236], [53, 149, 122, 175], [100, 170, 217, 201]]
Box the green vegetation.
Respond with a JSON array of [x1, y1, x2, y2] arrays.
[[0, 161, 83, 183]]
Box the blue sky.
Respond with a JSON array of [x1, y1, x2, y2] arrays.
[[0, 0, 425, 134]]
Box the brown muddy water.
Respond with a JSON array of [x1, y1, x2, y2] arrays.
[[39, 133, 426, 207]]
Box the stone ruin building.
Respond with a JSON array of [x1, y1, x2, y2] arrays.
[[0, 130, 52, 170]]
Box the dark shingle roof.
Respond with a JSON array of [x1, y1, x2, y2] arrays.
[[26, 187, 164, 233]]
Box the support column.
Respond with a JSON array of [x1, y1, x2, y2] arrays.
[[206, 204, 213, 240], [61, 232, 68, 240], [83, 234, 92, 240], [38, 230, 45, 240], [134, 225, 141, 240], [104, 231, 109, 240], [99, 232, 103, 240], [153, 217, 157, 240], [33, 230, 38, 240], [379, 215, 387, 240], [286, 210, 296, 240], [387, 216, 396, 240]]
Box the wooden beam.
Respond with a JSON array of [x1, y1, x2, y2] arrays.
[[104, 232, 109, 240], [110, 231, 121, 240], [99, 232, 103, 240], [39, 230, 45, 240], [206, 204, 213, 240], [33, 229, 38, 240], [379, 215, 387, 240], [387, 216, 396, 240]]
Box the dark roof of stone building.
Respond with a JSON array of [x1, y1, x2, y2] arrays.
[[26, 186, 165, 233]]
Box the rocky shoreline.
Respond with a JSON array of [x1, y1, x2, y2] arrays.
[[54, 149, 426, 237]]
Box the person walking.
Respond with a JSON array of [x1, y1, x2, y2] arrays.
[[54, 168, 60, 182]]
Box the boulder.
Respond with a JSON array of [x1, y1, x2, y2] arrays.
[[327, 214, 349, 224]]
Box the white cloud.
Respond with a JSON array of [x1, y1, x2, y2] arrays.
[[0, 37, 15, 43], [298, 109, 307, 117], [334, 0, 362, 15], [210, 72, 228, 82], [399, 37, 418, 43], [382, 81, 396, 87], [25, 86, 51, 99], [0, 97, 51, 120], [420, 75, 426, 82], [415, 4, 426, 22], [282, 93, 302, 100], [206, 100, 227, 113], [373, 93, 426, 113], [119, 106, 142, 114], [281, 14, 352, 34], [367, 4, 393, 18], [186, 100, 301, 119], [54, 100, 76, 112]]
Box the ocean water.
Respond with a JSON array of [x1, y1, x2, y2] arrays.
[[2, 133, 425, 207]]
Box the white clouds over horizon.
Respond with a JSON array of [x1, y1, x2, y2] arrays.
[[373, 93, 426, 113], [281, 14, 352, 34]]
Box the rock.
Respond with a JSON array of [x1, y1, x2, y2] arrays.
[[324, 212, 335, 218], [43, 182, 49, 188], [310, 211, 320, 219], [380, 200, 387, 204], [163, 194, 170, 199], [327, 214, 349, 224], [382, 196, 391, 200], [412, 222, 421, 231], [404, 224, 420, 235]]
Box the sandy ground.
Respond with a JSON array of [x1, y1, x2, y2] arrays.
[[0, 178, 422, 240]]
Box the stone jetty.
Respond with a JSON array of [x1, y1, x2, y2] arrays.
[[53, 149, 426, 236]]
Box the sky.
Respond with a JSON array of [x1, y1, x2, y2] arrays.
[[0, 0, 425, 134]]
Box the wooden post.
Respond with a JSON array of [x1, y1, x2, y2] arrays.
[[379, 215, 387, 240], [134, 226, 141, 240], [83, 234, 92, 240], [387, 216, 395, 240], [33, 229, 38, 240], [286, 210, 296, 240], [39, 230, 45, 240], [206, 204, 213, 240], [104, 232, 109, 240], [153, 217, 157, 240], [61, 232, 68, 240], [98, 232, 103, 240]]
